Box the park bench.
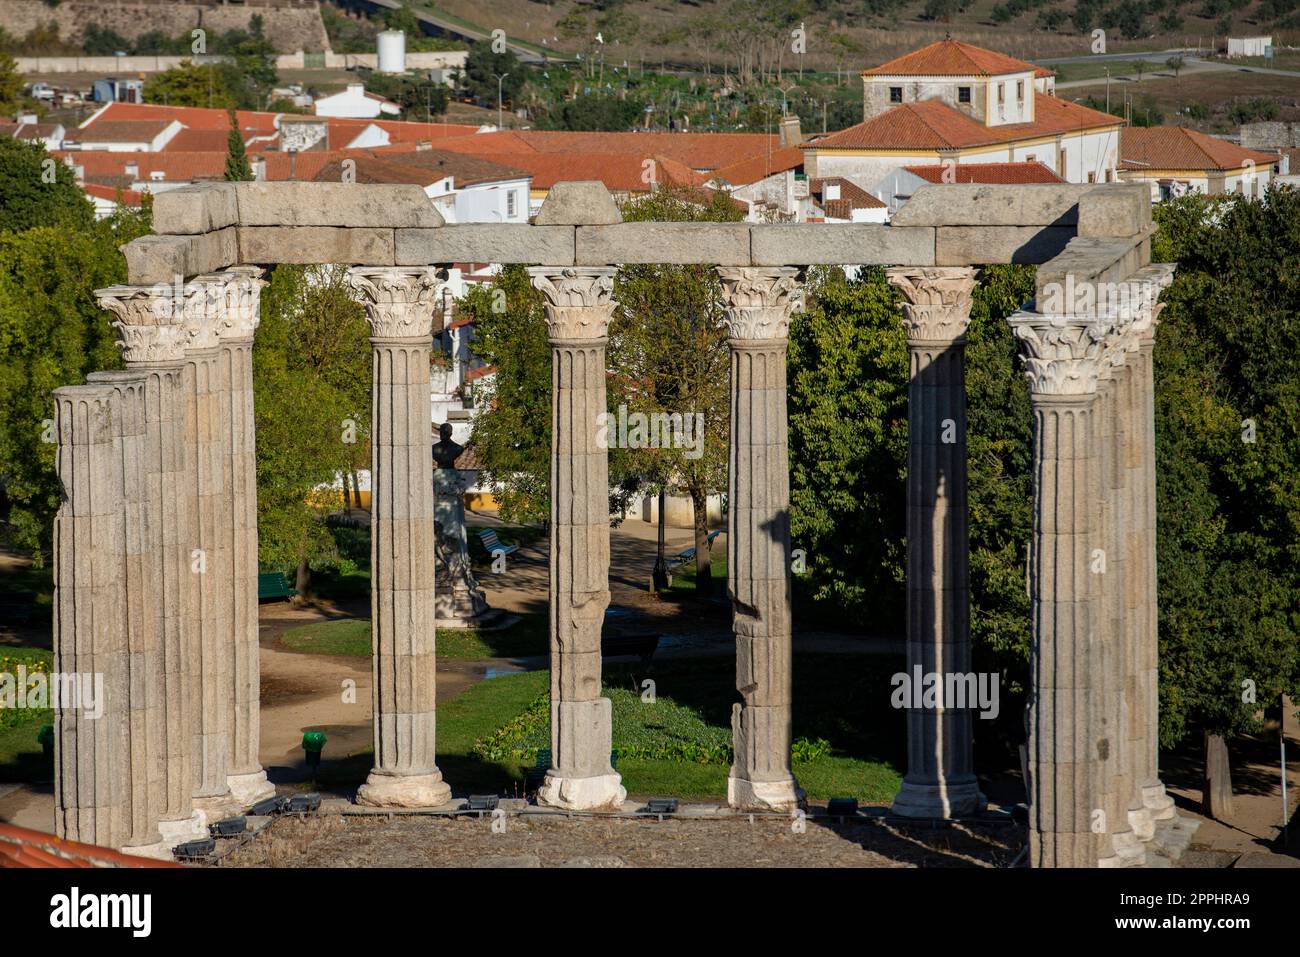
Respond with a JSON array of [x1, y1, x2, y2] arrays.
[[257, 571, 297, 602], [600, 632, 660, 665], [475, 528, 519, 559], [666, 530, 721, 571]]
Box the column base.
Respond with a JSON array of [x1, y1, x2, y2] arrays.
[[227, 769, 276, 808], [356, 769, 452, 809], [1099, 828, 1148, 867], [890, 777, 986, 819], [1128, 804, 1156, 841], [537, 772, 626, 811], [193, 791, 244, 826], [728, 774, 804, 813], [157, 811, 207, 848], [119, 840, 174, 861], [1141, 782, 1177, 821]]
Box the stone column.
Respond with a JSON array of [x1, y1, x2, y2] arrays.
[[527, 266, 625, 811], [885, 266, 985, 819], [1010, 305, 1125, 867], [346, 266, 452, 808], [52, 382, 129, 849], [716, 267, 802, 812], [97, 284, 206, 849], [183, 276, 242, 823], [216, 267, 275, 807]]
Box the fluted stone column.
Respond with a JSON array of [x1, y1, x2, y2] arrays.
[[716, 267, 802, 812], [183, 276, 241, 823], [347, 266, 452, 808], [885, 266, 985, 819], [97, 285, 206, 849], [1010, 305, 1128, 867], [216, 267, 275, 807], [52, 383, 129, 849], [527, 266, 625, 811]]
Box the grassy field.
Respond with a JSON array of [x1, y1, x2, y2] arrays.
[[1049, 59, 1166, 83], [1066, 69, 1300, 132], [278, 614, 550, 660], [320, 653, 906, 802], [0, 647, 54, 783]]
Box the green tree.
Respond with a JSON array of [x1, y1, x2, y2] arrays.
[[253, 264, 371, 594], [462, 42, 523, 107], [224, 110, 253, 182], [0, 52, 23, 114], [144, 60, 238, 110], [0, 138, 95, 234]]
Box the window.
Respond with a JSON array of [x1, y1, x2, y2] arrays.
[[890, 86, 902, 103], [958, 86, 971, 104], [1017, 80, 1024, 101], [997, 83, 1005, 104], [1087, 172, 1096, 183], [1026, 153, 1036, 162], [506, 190, 517, 218]]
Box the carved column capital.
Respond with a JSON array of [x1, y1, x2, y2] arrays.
[[885, 266, 978, 344], [1009, 309, 1134, 397], [217, 267, 266, 341], [97, 284, 191, 365], [527, 266, 618, 341], [716, 267, 804, 341], [184, 273, 231, 351], [346, 266, 448, 340]]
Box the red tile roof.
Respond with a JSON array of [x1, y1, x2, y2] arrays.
[[708, 145, 805, 186], [460, 150, 708, 190], [805, 96, 1120, 151], [0, 822, 180, 868], [430, 130, 781, 171], [312, 149, 528, 187], [902, 160, 1066, 183], [165, 127, 232, 152], [83, 182, 144, 206], [809, 176, 886, 210], [73, 119, 175, 144], [863, 39, 1043, 77], [1120, 126, 1279, 172]]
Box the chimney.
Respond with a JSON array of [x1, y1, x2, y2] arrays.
[[416, 140, 432, 151], [823, 181, 840, 201], [251, 157, 266, 181], [779, 114, 802, 147], [124, 161, 139, 179]]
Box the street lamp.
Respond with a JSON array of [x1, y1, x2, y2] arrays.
[[493, 72, 509, 129]]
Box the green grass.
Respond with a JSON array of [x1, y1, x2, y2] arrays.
[[320, 653, 907, 803], [1049, 59, 1165, 83], [278, 614, 550, 660], [0, 647, 54, 782]]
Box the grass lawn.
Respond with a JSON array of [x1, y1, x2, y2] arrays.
[[1049, 59, 1165, 83], [320, 653, 906, 803], [278, 614, 549, 660], [0, 647, 54, 783]]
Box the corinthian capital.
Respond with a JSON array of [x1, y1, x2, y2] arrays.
[[184, 273, 231, 351], [527, 267, 617, 341], [1008, 309, 1134, 397], [715, 267, 803, 341], [217, 266, 266, 341], [98, 284, 192, 365], [346, 266, 448, 339], [885, 267, 978, 344]]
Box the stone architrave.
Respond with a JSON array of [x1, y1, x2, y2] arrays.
[[346, 266, 453, 808], [433, 468, 492, 627], [215, 267, 275, 807], [1009, 305, 1126, 867], [715, 267, 803, 812], [885, 266, 986, 819], [51, 383, 130, 849], [97, 284, 207, 849], [526, 266, 626, 811], [183, 274, 242, 823]]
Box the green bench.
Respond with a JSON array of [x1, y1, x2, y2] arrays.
[[667, 530, 721, 571], [476, 528, 520, 559], [258, 571, 297, 602]]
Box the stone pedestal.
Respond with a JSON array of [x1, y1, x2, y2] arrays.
[[528, 267, 625, 811], [434, 468, 492, 627], [97, 284, 208, 849], [886, 267, 986, 819], [716, 267, 803, 813], [347, 267, 453, 809]]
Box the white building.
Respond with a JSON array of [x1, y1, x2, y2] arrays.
[[66, 113, 183, 152], [1226, 36, 1272, 57], [1119, 126, 1278, 201], [314, 83, 401, 120]]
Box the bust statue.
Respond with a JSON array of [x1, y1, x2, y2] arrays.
[[431, 422, 464, 469]]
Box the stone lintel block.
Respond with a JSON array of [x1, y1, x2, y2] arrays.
[[1033, 233, 1154, 308], [395, 224, 575, 266], [122, 229, 238, 284], [575, 223, 750, 265], [1077, 184, 1152, 239], [234, 182, 443, 228], [534, 181, 622, 225], [936, 225, 1073, 266], [239, 226, 395, 266], [893, 184, 1095, 228], [152, 183, 239, 235], [749, 224, 935, 266]]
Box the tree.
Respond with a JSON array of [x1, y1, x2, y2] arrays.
[[609, 185, 742, 594], [0, 53, 22, 114], [0, 138, 95, 234], [537, 93, 643, 131], [224, 110, 253, 182], [253, 265, 371, 595], [144, 60, 238, 110], [462, 41, 523, 107], [1166, 54, 1185, 79]]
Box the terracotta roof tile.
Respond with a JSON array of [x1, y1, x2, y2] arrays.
[[1120, 126, 1278, 172], [72, 119, 174, 143], [709, 145, 805, 186], [431, 130, 780, 171], [312, 149, 527, 187], [82, 182, 144, 205], [902, 160, 1066, 183], [0, 822, 180, 868], [863, 39, 1041, 77]]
